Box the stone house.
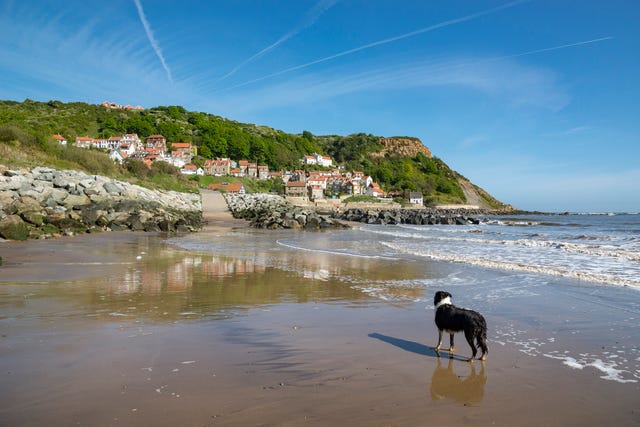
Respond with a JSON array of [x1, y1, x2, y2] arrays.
[[285, 181, 308, 198]]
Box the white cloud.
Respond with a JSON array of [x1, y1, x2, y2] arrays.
[[212, 56, 569, 114]]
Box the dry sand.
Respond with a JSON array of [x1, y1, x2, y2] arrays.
[[1, 191, 638, 426]]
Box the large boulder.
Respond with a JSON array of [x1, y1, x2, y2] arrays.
[[0, 215, 30, 241]]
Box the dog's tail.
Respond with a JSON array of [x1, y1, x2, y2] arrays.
[[477, 318, 488, 357]]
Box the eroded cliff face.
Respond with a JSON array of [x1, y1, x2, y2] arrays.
[[369, 137, 432, 159]]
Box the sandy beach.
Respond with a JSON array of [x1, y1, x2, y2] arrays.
[[1, 192, 639, 426]]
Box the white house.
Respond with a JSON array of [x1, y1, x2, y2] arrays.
[[52, 134, 67, 146], [75, 136, 94, 148], [409, 192, 424, 205], [109, 149, 126, 164], [121, 134, 142, 152], [302, 155, 316, 165], [315, 153, 333, 167], [181, 164, 204, 175]]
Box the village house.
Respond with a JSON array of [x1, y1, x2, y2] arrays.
[[328, 178, 354, 196], [145, 134, 167, 154], [51, 134, 67, 146], [316, 153, 333, 167], [258, 165, 269, 180], [106, 136, 123, 150], [291, 170, 306, 183], [409, 192, 424, 205], [121, 134, 142, 152], [101, 101, 144, 111], [268, 171, 283, 181], [171, 142, 197, 158], [310, 185, 324, 200], [180, 164, 203, 175], [281, 170, 293, 183], [301, 153, 333, 167], [109, 149, 127, 164], [247, 163, 258, 179], [203, 158, 232, 176], [285, 181, 308, 198], [366, 183, 386, 198], [119, 143, 136, 156], [307, 175, 328, 190], [237, 160, 249, 176], [75, 136, 94, 148]]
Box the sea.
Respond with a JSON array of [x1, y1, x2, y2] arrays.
[[170, 212, 640, 384], [178, 213, 640, 289]]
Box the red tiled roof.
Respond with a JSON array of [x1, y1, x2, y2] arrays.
[[172, 142, 191, 148]]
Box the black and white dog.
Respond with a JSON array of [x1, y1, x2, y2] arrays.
[[433, 291, 488, 361]]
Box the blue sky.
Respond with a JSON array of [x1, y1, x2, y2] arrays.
[[1, 0, 639, 212]]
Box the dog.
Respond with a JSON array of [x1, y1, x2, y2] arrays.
[[433, 291, 488, 361]]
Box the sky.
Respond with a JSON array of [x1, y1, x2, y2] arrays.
[[1, 0, 639, 212]]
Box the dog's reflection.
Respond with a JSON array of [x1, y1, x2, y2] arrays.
[[430, 356, 486, 404]]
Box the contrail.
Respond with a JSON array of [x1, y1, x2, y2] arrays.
[[213, 0, 528, 93], [216, 0, 338, 83], [133, 0, 173, 83], [508, 36, 614, 58]]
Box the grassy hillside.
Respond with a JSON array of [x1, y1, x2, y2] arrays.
[[0, 99, 507, 207]]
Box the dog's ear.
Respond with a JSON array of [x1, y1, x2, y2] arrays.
[[445, 291, 452, 299]]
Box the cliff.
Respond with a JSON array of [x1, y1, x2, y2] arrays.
[[369, 137, 432, 159]]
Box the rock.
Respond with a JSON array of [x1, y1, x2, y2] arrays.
[[103, 182, 122, 195], [63, 194, 91, 208], [0, 166, 202, 239], [20, 210, 45, 226], [0, 215, 30, 241]]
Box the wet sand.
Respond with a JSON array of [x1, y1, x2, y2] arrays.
[[1, 192, 639, 426]]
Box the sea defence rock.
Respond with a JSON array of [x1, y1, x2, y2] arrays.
[[0, 166, 202, 240], [337, 207, 482, 225], [224, 193, 347, 230], [224, 193, 482, 229]]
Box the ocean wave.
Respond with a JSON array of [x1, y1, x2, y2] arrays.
[[381, 242, 640, 288], [363, 227, 640, 262], [276, 240, 400, 260]]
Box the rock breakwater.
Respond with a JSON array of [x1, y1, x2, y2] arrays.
[[338, 207, 483, 225], [0, 166, 201, 240], [224, 193, 347, 229], [224, 193, 482, 229]]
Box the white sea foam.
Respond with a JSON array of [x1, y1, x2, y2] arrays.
[[543, 352, 638, 383], [381, 241, 640, 288], [365, 226, 640, 262], [494, 325, 639, 383], [276, 239, 399, 259]]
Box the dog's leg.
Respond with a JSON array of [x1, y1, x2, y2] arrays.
[[465, 330, 477, 362], [435, 330, 443, 356], [449, 333, 455, 355], [478, 332, 488, 361]]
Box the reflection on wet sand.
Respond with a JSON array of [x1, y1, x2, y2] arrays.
[[114, 255, 267, 295], [430, 357, 486, 405]]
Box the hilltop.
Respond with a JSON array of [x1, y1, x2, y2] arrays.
[[0, 99, 509, 209]]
